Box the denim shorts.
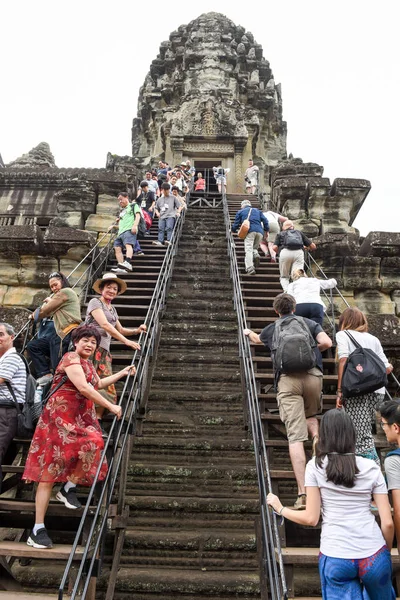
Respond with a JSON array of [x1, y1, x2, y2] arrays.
[[114, 230, 137, 248]]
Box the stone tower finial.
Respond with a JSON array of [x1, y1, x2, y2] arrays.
[[7, 142, 56, 169], [131, 12, 287, 192]]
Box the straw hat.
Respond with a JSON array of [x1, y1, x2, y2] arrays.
[[92, 272, 127, 296]]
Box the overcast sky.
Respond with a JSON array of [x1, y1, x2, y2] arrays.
[[1, 0, 399, 235]]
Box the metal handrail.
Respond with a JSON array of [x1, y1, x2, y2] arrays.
[[223, 194, 287, 600], [58, 206, 187, 599]]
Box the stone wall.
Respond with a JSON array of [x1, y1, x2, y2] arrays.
[[0, 144, 128, 326]]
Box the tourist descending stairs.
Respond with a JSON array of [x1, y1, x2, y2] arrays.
[[109, 205, 262, 598]]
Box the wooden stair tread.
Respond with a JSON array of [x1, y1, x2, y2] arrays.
[[0, 593, 68, 599], [0, 540, 84, 559]]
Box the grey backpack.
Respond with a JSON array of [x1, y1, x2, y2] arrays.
[[271, 316, 316, 373], [284, 229, 303, 248]]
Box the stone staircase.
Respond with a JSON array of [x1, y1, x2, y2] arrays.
[[108, 206, 262, 599]]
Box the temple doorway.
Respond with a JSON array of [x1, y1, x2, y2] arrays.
[[193, 159, 218, 194]]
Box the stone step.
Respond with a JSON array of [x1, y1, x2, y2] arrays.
[[133, 437, 254, 462], [156, 348, 239, 362], [161, 321, 238, 333], [148, 390, 242, 403], [151, 367, 241, 384], [164, 309, 237, 322], [111, 566, 260, 597], [126, 495, 259, 516], [118, 529, 257, 568]]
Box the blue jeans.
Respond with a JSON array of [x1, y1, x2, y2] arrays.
[[27, 328, 72, 377], [158, 217, 175, 243], [319, 546, 395, 600], [295, 302, 325, 326]]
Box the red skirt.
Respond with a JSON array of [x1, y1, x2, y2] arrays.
[[23, 352, 107, 485]]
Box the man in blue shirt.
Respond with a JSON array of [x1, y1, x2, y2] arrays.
[[231, 200, 269, 275]]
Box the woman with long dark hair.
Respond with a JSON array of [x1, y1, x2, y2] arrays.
[[27, 271, 82, 385], [336, 307, 393, 464], [267, 409, 395, 599]]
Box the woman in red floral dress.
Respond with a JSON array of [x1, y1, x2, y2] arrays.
[[23, 325, 135, 550]]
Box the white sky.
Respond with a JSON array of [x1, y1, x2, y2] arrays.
[[1, 0, 399, 235]]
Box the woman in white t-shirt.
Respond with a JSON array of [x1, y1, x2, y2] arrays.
[[259, 210, 288, 262], [336, 307, 393, 464], [267, 409, 395, 599], [287, 269, 337, 326]]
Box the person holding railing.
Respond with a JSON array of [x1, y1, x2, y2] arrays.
[[231, 199, 269, 276], [22, 325, 136, 550], [336, 307, 393, 464], [152, 182, 183, 247], [259, 209, 288, 262], [85, 272, 146, 432], [272, 221, 316, 291], [267, 409, 395, 600], [287, 269, 337, 326], [27, 272, 82, 386]]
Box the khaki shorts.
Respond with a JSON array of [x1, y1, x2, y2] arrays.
[[277, 367, 322, 443]]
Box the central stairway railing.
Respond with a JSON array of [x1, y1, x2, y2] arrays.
[[57, 207, 186, 599], [222, 193, 287, 600]]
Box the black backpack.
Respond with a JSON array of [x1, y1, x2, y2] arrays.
[[217, 167, 225, 176], [130, 204, 147, 239], [284, 229, 303, 248], [341, 331, 388, 398], [271, 315, 316, 374]]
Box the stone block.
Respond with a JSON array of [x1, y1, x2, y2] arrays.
[[59, 260, 88, 289], [309, 256, 344, 287], [279, 199, 306, 220], [0, 225, 43, 255], [0, 256, 20, 285], [392, 291, 400, 317], [359, 232, 400, 258], [313, 233, 360, 260], [367, 314, 400, 347], [50, 212, 84, 229], [343, 256, 381, 290], [55, 187, 97, 215], [64, 245, 94, 261], [19, 256, 58, 286], [97, 233, 114, 249], [294, 219, 320, 237], [380, 257, 400, 291], [97, 194, 119, 215], [85, 214, 115, 233], [3, 286, 48, 310], [354, 290, 395, 316], [0, 307, 31, 337], [331, 178, 371, 221], [0, 285, 8, 305], [43, 227, 95, 256]]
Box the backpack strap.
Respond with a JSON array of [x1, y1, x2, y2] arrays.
[[344, 330, 362, 349], [4, 381, 23, 414], [43, 376, 68, 404]]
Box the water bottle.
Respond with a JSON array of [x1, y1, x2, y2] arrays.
[[34, 386, 43, 404]]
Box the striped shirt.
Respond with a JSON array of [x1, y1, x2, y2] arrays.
[[0, 348, 27, 406]]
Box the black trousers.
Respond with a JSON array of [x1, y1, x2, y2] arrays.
[[0, 406, 18, 494]]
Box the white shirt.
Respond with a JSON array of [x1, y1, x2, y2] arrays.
[[305, 456, 387, 558], [336, 329, 389, 394], [287, 277, 337, 309]]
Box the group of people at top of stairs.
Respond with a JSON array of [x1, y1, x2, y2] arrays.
[[233, 202, 400, 596]]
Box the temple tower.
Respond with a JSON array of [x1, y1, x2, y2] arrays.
[[131, 12, 287, 194]]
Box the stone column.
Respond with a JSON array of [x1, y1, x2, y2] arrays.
[[234, 138, 247, 193], [170, 137, 184, 168]]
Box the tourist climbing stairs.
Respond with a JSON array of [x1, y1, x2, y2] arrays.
[[225, 193, 400, 598]]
